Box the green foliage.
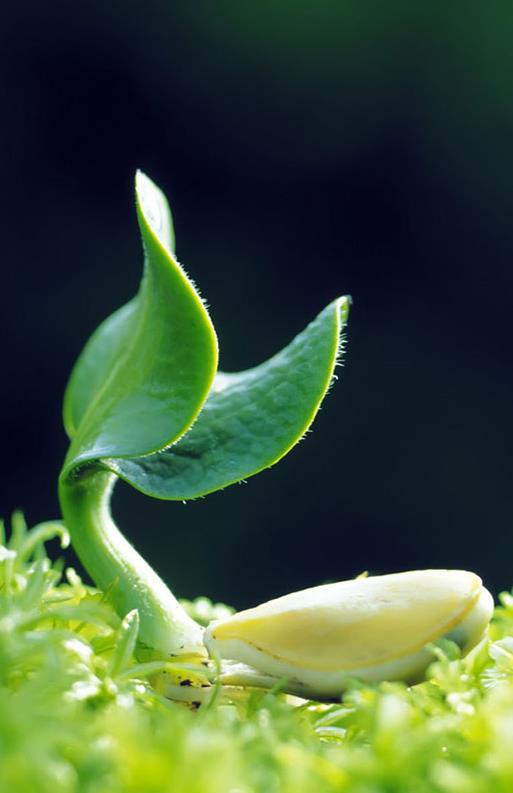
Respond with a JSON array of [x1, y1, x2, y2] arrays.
[[63, 171, 218, 471], [58, 172, 350, 656], [62, 171, 349, 499], [3, 514, 513, 793], [112, 297, 348, 499]]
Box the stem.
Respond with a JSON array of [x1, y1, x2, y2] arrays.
[[58, 467, 205, 658], [218, 661, 313, 699]]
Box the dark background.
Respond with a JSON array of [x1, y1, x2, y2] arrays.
[[2, 2, 513, 608]]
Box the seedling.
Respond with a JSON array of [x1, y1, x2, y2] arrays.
[[58, 173, 492, 701], [0, 172, 508, 790]]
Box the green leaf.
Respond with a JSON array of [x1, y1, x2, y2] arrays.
[[107, 297, 349, 499], [63, 300, 137, 439], [63, 171, 218, 473], [64, 177, 176, 440]]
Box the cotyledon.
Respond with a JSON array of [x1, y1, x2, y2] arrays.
[[204, 569, 494, 700]]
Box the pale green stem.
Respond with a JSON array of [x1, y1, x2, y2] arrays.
[[58, 467, 205, 658], [160, 662, 316, 704], [218, 661, 314, 698]]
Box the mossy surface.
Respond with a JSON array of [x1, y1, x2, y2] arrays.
[[0, 514, 512, 792]]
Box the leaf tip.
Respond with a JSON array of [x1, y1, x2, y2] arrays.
[[135, 170, 175, 253], [337, 295, 352, 326]]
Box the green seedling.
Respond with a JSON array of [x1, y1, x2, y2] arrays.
[[0, 171, 508, 792], [59, 171, 349, 662], [58, 172, 493, 701]]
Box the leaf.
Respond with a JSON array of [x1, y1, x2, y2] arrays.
[[107, 297, 349, 499], [63, 300, 138, 439], [62, 171, 218, 474]]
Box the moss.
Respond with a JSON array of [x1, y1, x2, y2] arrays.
[[1, 513, 512, 793]]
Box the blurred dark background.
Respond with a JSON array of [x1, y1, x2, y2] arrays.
[[2, 2, 513, 607]]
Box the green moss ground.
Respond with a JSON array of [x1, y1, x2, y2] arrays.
[[2, 514, 513, 793]]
